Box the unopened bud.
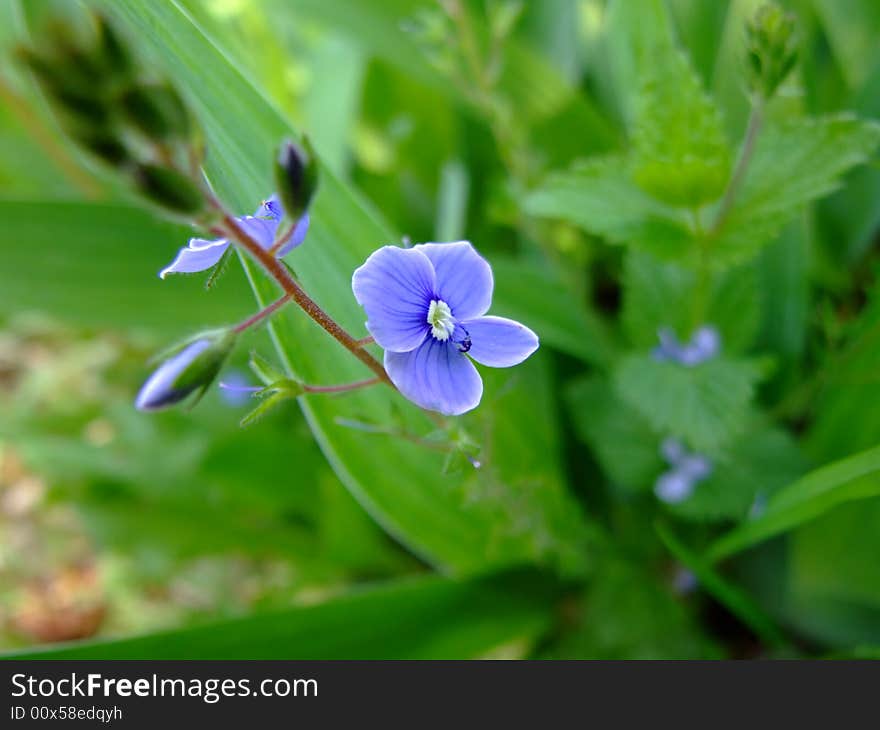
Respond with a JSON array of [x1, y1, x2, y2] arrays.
[[70, 128, 130, 166], [274, 137, 319, 222], [136, 330, 236, 411], [120, 82, 193, 141], [746, 3, 798, 100], [134, 163, 206, 215], [95, 14, 134, 80]]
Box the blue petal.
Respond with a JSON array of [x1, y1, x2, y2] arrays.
[[159, 238, 230, 278], [460, 316, 539, 368], [414, 241, 493, 320], [277, 212, 310, 257], [237, 215, 280, 249], [384, 336, 483, 416], [352, 246, 437, 352]]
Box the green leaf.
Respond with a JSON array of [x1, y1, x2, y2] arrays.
[[655, 523, 788, 649], [807, 280, 880, 462], [669, 418, 805, 523], [708, 443, 880, 562], [0, 201, 253, 332], [524, 157, 694, 259], [614, 354, 761, 453], [2, 570, 558, 659], [622, 250, 760, 353], [566, 376, 662, 493], [492, 255, 615, 366], [713, 115, 880, 266], [102, 0, 589, 574], [812, 0, 880, 90], [630, 37, 731, 207], [542, 556, 721, 659]]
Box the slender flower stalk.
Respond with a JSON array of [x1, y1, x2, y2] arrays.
[[302, 376, 382, 394], [208, 197, 392, 386], [232, 293, 292, 334], [709, 99, 764, 237]]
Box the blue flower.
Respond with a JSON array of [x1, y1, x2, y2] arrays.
[[159, 194, 310, 278], [135, 331, 234, 411], [352, 241, 539, 415], [654, 437, 712, 504], [653, 325, 720, 366]]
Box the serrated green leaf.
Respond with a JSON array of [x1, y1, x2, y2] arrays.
[[709, 443, 880, 562], [631, 46, 731, 207], [614, 354, 761, 453], [712, 115, 880, 266], [524, 157, 694, 259]]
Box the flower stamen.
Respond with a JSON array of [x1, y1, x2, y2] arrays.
[[427, 299, 456, 341]]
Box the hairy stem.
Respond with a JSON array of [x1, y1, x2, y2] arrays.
[[208, 199, 392, 386], [303, 377, 382, 394], [232, 293, 291, 334]]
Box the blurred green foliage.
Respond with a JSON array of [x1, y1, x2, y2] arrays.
[[1, 0, 880, 659]]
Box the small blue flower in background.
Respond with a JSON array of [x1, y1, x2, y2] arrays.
[[653, 325, 720, 366], [159, 194, 310, 278], [352, 241, 539, 415], [654, 437, 713, 504]]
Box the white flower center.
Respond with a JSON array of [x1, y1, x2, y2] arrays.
[[427, 299, 455, 341]]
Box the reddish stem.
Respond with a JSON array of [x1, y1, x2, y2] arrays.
[[232, 293, 291, 333], [212, 206, 392, 386]]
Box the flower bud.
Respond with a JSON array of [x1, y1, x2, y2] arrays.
[[746, 3, 798, 100], [120, 82, 193, 141], [70, 128, 130, 167], [134, 163, 206, 215], [136, 331, 236, 411], [274, 137, 319, 222], [95, 14, 134, 80]]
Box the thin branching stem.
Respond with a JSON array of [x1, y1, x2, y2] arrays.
[[232, 293, 291, 333], [205, 195, 393, 387], [303, 377, 381, 394], [710, 99, 765, 237]]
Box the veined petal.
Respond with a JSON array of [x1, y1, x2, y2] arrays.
[[237, 215, 280, 249], [461, 316, 539, 368], [385, 337, 483, 416], [159, 238, 230, 279], [352, 246, 437, 352], [414, 241, 493, 320], [276, 212, 310, 257]]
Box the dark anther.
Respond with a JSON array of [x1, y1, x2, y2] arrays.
[[455, 327, 472, 353]]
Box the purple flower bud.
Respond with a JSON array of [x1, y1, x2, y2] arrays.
[[274, 138, 319, 222], [136, 331, 235, 411]]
